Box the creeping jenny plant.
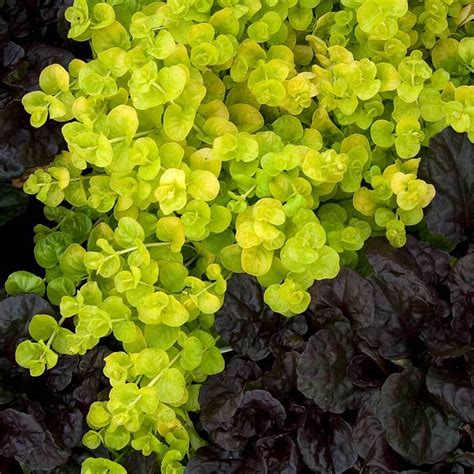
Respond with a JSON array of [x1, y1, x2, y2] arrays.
[[5, 0, 474, 472]]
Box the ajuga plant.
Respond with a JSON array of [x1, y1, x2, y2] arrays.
[[4, 0, 473, 472], [190, 236, 474, 473]]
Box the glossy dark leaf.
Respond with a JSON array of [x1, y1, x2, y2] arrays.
[[448, 253, 474, 345], [72, 376, 102, 407], [0, 293, 54, 356], [46, 356, 79, 392], [0, 100, 65, 180], [0, 408, 69, 469], [347, 354, 386, 388], [216, 274, 297, 360], [354, 282, 412, 360], [0, 408, 45, 459], [420, 316, 471, 359], [377, 368, 461, 465], [429, 464, 465, 474], [297, 405, 358, 473], [297, 322, 358, 413], [186, 446, 266, 473], [268, 316, 307, 356], [366, 238, 450, 332], [46, 407, 84, 449], [122, 450, 160, 474], [256, 435, 300, 473], [0, 0, 70, 41], [0, 358, 17, 405], [353, 392, 403, 471], [309, 268, 375, 330], [262, 351, 300, 398], [353, 238, 457, 360], [451, 452, 474, 468], [0, 183, 28, 225], [199, 358, 261, 437], [26, 430, 70, 470], [419, 129, 474, 245], [426, 359, 474, 424], [367, 236, 451, 289], [231, 390, 286, 443]]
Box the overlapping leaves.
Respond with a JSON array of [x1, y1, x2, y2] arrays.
[[0, 0, 89, 225], [0, 292, 110, 471], [190, 235, 474, 472], [420, 129, 474, 247], [6, 0, 474, 472]]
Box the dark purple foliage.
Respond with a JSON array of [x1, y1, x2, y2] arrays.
[[0, 294, 110, 471], [0, 0, 89, 226], [419, 129, 474, 247], [190, 231, 474, 473]]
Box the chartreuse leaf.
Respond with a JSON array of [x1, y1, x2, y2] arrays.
[[156, 216, 185, 252], [15, 340, 58, 376], [188, 171, 220, 202], [114, 217, 145, 248], [29, 314, 59, 341], [39, 64, 70, 95], [59, 244, 87, 280], [135, 348, 169, 378], [163, 104, 195, 141], [241, 245, 273, 276], [82, 458, 126, 474], [5, 271, 45, 296], [155, 169, 187, 215], [155, 368, 187, 404], [46, 277, 76, 305], [106, 105, 139, 144]]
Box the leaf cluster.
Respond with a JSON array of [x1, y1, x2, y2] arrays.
[[190, 234, 474, 473], [0, 292, 111, 472], [0, 0, 89, 225], [19, 0, 474, 317], [7, 0, 474, 471], [7, 204, 228, 472], [419, 128, 474, 248]]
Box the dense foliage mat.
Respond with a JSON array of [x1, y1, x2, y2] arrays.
[[0, 0, 89, 224], [0, 292, 108, 472], [190, 128, 474, 473], [3, 0, 473, 472], [420, 128, 474, 248], [189, 235, 474, 473], [0, 291, 173, 473]]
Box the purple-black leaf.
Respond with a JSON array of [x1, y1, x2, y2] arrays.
[[377, 368, 461, 465], [353, 392, 403, 471], [419, 129, 474, 246], [297, 405, 358, 473], [426, 358, 474, 424], [297, 321, 359, 413], [0, 408, 70, 470], [366, 238, 450, 332], [347, 354, 386, 388], [199, 358, 261, 438], [256, 435, 300, 473], [309, 268, 375, 330], [228, 389, 287, 450], [216, 274, 304, 360], [262, 351, 300, 398], [0, 183, 28, 225], [186, 446, 266, 473], [0, 293, 54, 357], [448, 253, 474, 345]]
